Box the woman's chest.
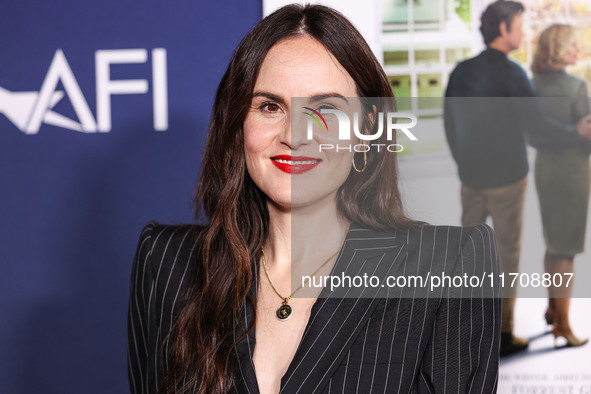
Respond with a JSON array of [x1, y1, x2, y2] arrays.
[[252, 293, 318, 394], [232, 297, 440, 394]]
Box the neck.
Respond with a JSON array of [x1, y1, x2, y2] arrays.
[[488, 41, 511, 55], [264, 194, 350, 281]]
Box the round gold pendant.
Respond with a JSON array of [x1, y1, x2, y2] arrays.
[[276, 303, 292, 320]]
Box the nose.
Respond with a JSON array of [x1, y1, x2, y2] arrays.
[[281, 110, 310, 150]]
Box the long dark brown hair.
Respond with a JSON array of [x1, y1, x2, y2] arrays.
[[158, 4, 421, 393]]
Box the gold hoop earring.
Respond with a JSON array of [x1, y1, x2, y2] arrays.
[[352, 149, 367, 173]]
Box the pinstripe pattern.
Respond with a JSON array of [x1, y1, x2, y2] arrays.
[[128, 222, 500, 393]]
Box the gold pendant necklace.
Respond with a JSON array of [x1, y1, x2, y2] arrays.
[[261, 244, 343, 321]]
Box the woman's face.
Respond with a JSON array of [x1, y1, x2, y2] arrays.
[[563, 39, 579, 66], [243, 36, 359, 209]]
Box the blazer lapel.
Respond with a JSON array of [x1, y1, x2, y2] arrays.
[[279, 224, 407, 393]]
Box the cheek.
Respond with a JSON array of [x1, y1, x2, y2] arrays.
[[329, 151, 355, 180], [572, 46, 579, 57], [243, 119, 275, 159], [513, 31, 522, 43], [243, 132, 263, 160]]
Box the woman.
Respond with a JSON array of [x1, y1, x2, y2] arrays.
[[128, 5, 500, 394], [531, 24, 590, 348]]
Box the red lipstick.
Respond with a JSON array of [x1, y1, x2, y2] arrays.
[[271, 155, 321, 174]]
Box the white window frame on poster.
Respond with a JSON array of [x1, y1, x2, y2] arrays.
[[382, 0, 486, 115]]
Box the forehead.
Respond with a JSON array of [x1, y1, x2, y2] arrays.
[[253, 36, 357, 97]]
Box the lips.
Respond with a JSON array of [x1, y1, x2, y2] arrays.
[[271, 155, 321, 174]]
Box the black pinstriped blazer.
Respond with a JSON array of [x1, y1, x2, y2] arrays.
[[128, 221, 500, 393]]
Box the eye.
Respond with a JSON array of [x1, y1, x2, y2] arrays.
[[259, 102, 282, 113]]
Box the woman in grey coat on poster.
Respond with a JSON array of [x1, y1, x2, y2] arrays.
[[531, 23, 590, 348]]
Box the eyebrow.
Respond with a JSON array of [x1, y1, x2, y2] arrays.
[[309, 93, 349, 104], [251, 91, 349, 104], [252, 91, 285, 104]]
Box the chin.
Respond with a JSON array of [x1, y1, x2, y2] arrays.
[[266, 192, 292, 210], [292, 187, 340, 209]]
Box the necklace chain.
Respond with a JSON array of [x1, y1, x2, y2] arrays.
[[261, 245, 342, 303], [260, 230, 348, 320]]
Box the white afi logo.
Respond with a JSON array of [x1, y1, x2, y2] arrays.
[[0, 48, 168, 134]]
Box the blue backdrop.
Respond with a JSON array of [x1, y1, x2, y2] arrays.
[[0, 1, 261, 392]]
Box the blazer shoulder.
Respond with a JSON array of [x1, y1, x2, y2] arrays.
[[404, 223, 495, 248], [441, 222, 495, 244], [533, 71, 588, 97], [563, 72, 587, 92], [402, 223, 498, 275], [138, 220, 204, 252], [132, 221, 205, 291]]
